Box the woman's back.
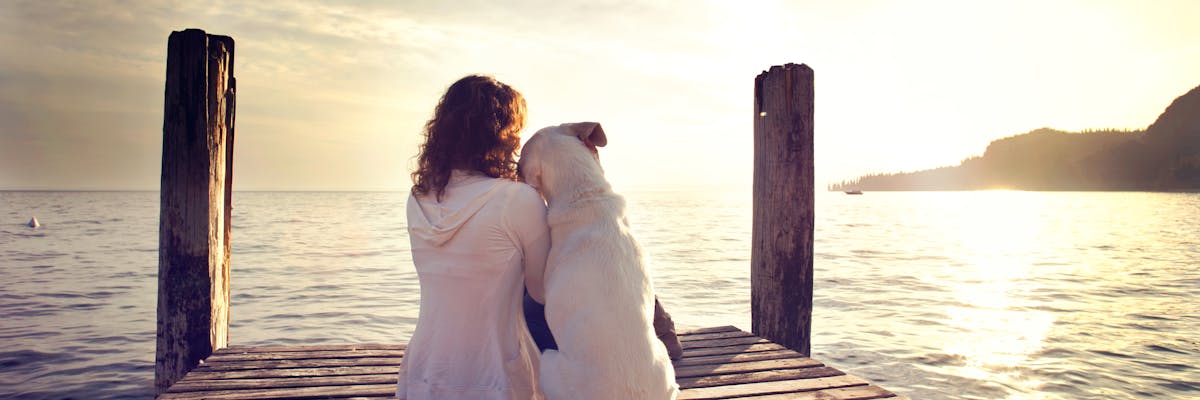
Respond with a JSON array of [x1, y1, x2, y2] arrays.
[[399, 170, 547, 400]]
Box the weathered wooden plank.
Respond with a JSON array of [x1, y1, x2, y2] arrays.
[[168, 373, 397, 393], [221, 344, 404, 354], [158, 383, 395, 400], [678, 366, 843, 390], [681, 342, 789, 358], [675, 357, 824, 379], [672, 349, 806, 368], [676, 325, 741, 336], [183, 366, 398, 381], [678, 374, 868, 400], [751, 63, 815, 356], [194, 357, 402, 372], [737, 384, 897, 400], [207, 349, 404, 362], [683, 336, 771, 350], [678, 329, 757, 342], [213, 331, 734, 354]]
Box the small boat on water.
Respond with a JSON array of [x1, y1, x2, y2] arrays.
[[28, 216, 40, 228], [844, 190, 863, 195]]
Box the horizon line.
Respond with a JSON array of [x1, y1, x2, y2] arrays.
[[0, 184, 753, 193]]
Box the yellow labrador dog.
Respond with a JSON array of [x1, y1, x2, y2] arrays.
[[519, 122, 678, 400]]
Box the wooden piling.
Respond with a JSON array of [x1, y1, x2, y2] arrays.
[[156, 28, 236, 396], [751, 63, 815, 356]]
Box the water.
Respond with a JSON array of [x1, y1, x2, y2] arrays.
[[1, 190, 1197, 399]]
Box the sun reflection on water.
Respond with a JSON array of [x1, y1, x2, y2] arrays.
[[935, 192, 1058, 397]]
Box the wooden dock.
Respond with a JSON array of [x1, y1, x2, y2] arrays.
[[151, 31, 901, 400], [160, 325, 903, 400]]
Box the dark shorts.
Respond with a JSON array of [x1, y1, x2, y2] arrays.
[[523, 289, 557, 352]]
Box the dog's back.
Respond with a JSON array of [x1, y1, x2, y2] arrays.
[[539, 195, 677, 399], [520, 123, 678, 400]]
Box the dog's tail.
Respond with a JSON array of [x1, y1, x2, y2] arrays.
[[537, 349, 573, 400]]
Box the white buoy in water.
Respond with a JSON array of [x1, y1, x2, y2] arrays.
[[28, 216, 40, 228]]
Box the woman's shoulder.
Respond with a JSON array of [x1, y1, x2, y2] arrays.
[[495, 179, 542, 203], [497, 180, 546, 232]]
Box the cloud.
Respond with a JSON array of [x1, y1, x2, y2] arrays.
[[0, 0, 743, 189], [4, 0, 1197, 190]]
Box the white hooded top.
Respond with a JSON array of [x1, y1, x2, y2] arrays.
[[398, 170, 550, 400]]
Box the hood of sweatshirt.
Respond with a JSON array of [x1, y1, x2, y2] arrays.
[[407, 170, 507, 247]]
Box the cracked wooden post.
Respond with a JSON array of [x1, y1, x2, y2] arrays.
[[156, 28, 236, 395], [751, 63, 814, 356]]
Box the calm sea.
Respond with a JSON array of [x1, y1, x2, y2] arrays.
[[1, 190, 1197, 399]]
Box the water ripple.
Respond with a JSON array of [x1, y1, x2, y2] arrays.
[[0, 191, 1197, 399]]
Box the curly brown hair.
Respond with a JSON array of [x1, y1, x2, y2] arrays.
[[411, 75, 527, 200]]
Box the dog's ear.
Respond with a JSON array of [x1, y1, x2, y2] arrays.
[[522, 162, 543, 192], [567, 122, 607, 148], [518, 137, 545, 192]]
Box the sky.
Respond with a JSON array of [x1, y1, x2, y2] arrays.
[[1, 0, 1198, 191]]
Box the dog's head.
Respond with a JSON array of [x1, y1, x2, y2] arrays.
[[518, 122, 608, 204]]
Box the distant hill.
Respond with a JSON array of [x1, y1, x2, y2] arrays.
[[831, 84, 1200, 191]]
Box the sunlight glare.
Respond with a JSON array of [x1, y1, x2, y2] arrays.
[[937, 192, 1056, 396]]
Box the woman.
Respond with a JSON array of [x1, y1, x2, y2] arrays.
[[398, 75, 549, 399]]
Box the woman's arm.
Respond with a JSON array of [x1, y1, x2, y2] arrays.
[[506, 183, 550, 303], [522, 227, 550, 304]]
